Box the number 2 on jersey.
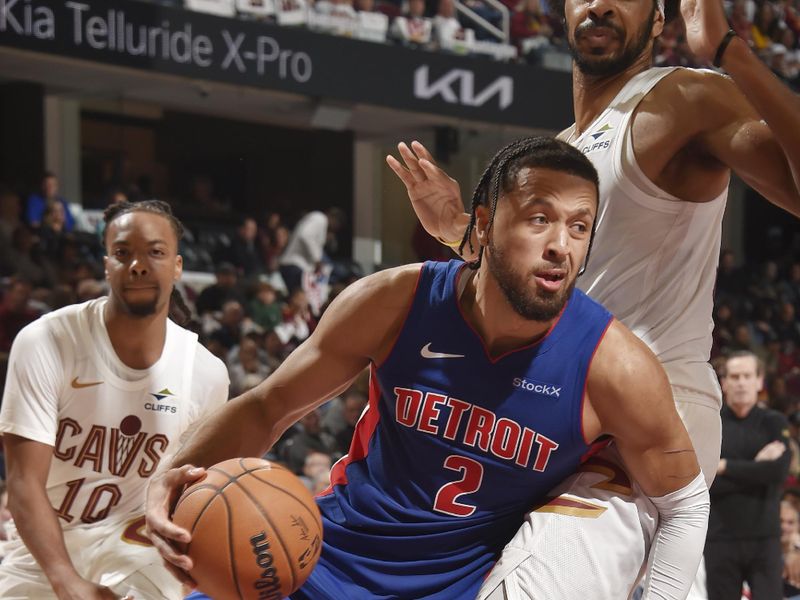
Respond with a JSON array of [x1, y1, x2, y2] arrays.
[[433, 455, 484, 517]]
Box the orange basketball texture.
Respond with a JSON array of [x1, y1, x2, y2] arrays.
[[173, 458, 323, 600]]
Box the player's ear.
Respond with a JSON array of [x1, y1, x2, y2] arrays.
[[174, 255, 183, 281], [475, 206, 490, 247], [103, 255, 110, 280], [652, 6, 664, 38]]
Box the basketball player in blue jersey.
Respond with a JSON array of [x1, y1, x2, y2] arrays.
[[388, 0, 800, 596], [147, 137, 708, 600]]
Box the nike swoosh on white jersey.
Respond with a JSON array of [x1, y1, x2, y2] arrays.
[[420, 343, 465, 359]]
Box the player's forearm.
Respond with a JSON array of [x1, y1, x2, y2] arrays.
[[723, 37, 800, 208], [640, 473, 710, 600], [6, 478, 81, 592], [168, 388, 285, 469]]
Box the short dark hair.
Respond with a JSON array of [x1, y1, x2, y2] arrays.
[[460, 136, 599, 270], [103, 199, 184, 244], [723, 350, 764, 377]]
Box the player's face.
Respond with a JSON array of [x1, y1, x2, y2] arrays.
[[564, 0, 663, 77], [721, 356, 763, 412], [480, 167, 596, 322], [104, 212, 182, 318]]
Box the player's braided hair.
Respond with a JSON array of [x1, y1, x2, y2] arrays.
[[103, 200, 192, 325], [459, 136, 599, 274]]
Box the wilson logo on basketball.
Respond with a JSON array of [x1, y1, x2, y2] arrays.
[[249, 531, 282, 600]]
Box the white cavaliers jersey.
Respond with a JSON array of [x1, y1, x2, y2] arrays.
[[0, 297, 229, 531], [560, 67, 727, 403]]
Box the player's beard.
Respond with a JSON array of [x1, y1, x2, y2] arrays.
[[118, 287, 161, 318], [569, 5, 656, 77], [486, 240, 575, 322]]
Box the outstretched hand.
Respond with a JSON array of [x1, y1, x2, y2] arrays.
[[385, 141, 468, 245], [680, 0, 733, 65], [145, 464, 206, 588]]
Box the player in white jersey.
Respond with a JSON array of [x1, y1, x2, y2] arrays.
[[0, 200, 229, 600], [388, 0, 800, 596]]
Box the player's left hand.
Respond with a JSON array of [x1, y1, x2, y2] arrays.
[[680, 0, 732, 65]]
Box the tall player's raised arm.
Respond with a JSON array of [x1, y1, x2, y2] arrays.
[[585, 321, 709, 600], [679, 0, 800, 215], [146, 264, 422, 568], [386, 142, 475, 258]]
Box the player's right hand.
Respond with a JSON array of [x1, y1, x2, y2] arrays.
[[385, 141, 468, 246], [145, 464, 205, 587]]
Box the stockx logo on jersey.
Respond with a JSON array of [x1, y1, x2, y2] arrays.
[[146, 388, 177, 414], [513, 377, 561, 398], [581, 123, 614, 155]]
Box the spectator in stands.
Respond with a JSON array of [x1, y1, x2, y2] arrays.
[[333, 388, 368, 454], [0, 187, 21, 253], [249, 282, 284, 332], [259, 213, 290, 275], [0, 226, 56, 288], [782, 499, 800, 598], [208, 299, 249, 350], [263, 329, 287, 372], [752, 1, 781, 53], [38, 201, 68, 261], [228, 337, 271, 396], [75, 279, 106, 303], [706, 351, 791, 600], [280, 408, 338, 474], [779, 262, 800, 306], [298, 451, 333, 493], [729, 0, 754, 47], [25, 172, 75, 232], [433, 0, 472, 51], [0, 279, 40, 355], [774, 301, 800, 345], [195, 262, 246, 315], [223, 216, 264, 278], [279, 208, 343, 294], [715, 249, 745, 301], [273, 288, 314, 346], [510, 0, 553, 62], [390, 0, 433, 46]]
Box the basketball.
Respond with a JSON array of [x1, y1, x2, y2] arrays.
[[172, 457, 323, 600]]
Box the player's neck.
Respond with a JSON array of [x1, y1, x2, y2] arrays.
[[572, 58, 651, 135], [103, 300, 168, 370], [460, 270, 552, 359]]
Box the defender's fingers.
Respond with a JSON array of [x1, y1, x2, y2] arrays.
[[386, 155, 417, 188]]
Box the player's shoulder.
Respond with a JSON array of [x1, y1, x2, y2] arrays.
[[12, 299, 97, 352], [591, 319, 668, 391], [334, 263, 423, 306], [651, 66, 736, 110], [192, 340, 229, 383]]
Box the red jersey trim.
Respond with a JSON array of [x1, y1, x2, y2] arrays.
[[579, 317, 614, 447], [317, 363, 383, 497]]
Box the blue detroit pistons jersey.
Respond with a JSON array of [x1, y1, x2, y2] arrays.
[[294, 260, 613, 600]]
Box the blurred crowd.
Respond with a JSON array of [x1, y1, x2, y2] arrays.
[[159, 0, 800, 87]]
